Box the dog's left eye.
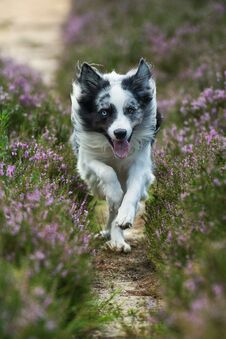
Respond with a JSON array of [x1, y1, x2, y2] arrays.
[[127, 106, 135, 114]]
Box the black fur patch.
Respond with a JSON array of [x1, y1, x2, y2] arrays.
[[121, 59, 153, 107], [77, 63, 112, 132]]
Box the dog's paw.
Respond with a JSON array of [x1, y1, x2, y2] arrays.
[[115, 206, 135, 230], [104, 240, 131, 253], [94, 230, 110, 240]]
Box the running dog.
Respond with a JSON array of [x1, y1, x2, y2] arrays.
[[71, 58, 161, 252]]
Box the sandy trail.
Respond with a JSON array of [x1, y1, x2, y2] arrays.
[[93, 204, 160, 337], [0, 0, 69, 85]]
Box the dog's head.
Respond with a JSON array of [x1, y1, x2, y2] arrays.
[[72, 58, 157, 159]]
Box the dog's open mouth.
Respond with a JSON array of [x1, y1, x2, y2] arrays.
[[112, 139, 130, 159], [105, 132, 133, 159], [105, 135, 131, 159]]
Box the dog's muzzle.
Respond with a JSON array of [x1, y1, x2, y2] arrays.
[[105, 131, 132, 159]]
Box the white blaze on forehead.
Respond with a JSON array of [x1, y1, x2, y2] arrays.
[[107, 84, 132, 140], [109, 84, 132, 112], [103, 71, 125, 84]]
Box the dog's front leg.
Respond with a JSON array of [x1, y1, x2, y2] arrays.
[[86, 159, 131, 252], [84, 159, 123, 235], [86, 159, 123, 211], [115, 145, 155, 230]]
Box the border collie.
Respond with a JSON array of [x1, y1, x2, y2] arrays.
[[71, 58, 161, 252]]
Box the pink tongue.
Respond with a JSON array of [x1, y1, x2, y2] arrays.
[[112, 140, 130, 159]]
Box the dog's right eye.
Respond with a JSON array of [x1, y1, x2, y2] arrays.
[[100, 110, 108, 118]]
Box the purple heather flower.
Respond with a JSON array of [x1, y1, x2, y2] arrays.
[[213, 178, 221, 186], [27, 189, 41, 202], [184, 279, 196, 292], [6, 165, 15, 177], [32, 250, 45, 261], [0, 189, 4, 199], [63, 14, 92, 44], [181, 192, 189, 199], [24, 150, 29, 158], [158, 98, 176, 113], [45, 196, 54, 206], [193, 64, 208, 79], [212, 284, 224, 297], [33, 287, 45, 297], [205, 128, 218, 144], [191, 297, 208, 312], [167, 230, 172, 242], [213, 2, 225, 14], [182, 144, 193, 153]]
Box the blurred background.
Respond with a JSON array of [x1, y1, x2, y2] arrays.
[[0, 1, 225, 338], [0, 0, 69, 84]]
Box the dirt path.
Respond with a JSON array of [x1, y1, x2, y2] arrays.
[[93, 204, 160, 337], [0, 0, 69, 85]]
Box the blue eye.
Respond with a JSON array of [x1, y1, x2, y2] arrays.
[[100, 110, 108, 118]]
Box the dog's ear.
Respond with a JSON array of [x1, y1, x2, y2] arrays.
[[122, 58, 153, 104], [78, 63, 102, 92], [134, 58, 152, 85]]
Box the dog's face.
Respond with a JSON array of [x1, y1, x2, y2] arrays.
[[74, 58, 156, 159]]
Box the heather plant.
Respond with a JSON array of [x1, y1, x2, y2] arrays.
[[0, 57, 108, 337], [0, 58, 69, 142], [57, 0, 226, 100], [145, 72, 226, 337]]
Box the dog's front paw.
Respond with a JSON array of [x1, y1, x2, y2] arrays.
[[115, 206, 135, 230], [104, 240, 131, 253], [94, 230, 110, 240]]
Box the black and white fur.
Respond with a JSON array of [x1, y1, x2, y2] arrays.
[[71, 58, 161, 252]]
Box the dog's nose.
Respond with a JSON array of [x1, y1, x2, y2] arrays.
[[114, 129, 127, 140]]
